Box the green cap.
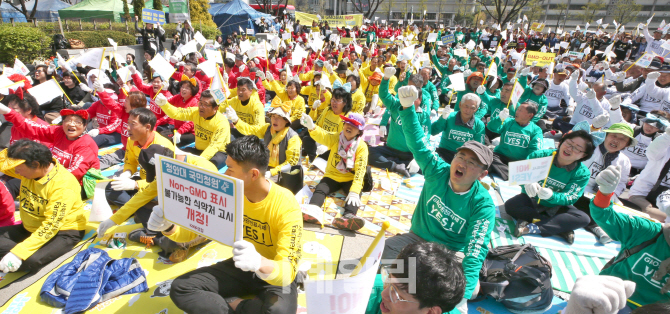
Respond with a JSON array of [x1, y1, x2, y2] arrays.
[[604, 122, 637, 147]]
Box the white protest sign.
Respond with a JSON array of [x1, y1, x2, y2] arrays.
[[453, 48, 468, 58], [157, 156, 244, 247], [179, 40, 199, 55], [247, 28, 255, 35], [282, 33, 291, 40], [305, 234, 384, 314], [508, 155, 554, 186], [194, 31, 207, 46], [0, 76, 15, 95], [197, 59, 217, 78], [661, 40, 670, 51], [426, 33, 438, 43], [486, 61, 498, 79], [239, 40, 252, 54], [108, 38, 118, 51], [560, 41, 569, 49], [116, 66, 132, 83], [149, 54, 177, 81], [635, 52, 656, 68], [75, 48, 105, 68], [205, 49, 224, 64], [466, 40, 476, 50], [27, 79, 63, 105], [210, 65, 231, 101], [510, 81, 524, 108], [448, 73, 466, 91], [57, 52, 73, 73]]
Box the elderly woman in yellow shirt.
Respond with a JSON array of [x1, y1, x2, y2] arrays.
[[225, 100, 303, 194], [300, 72, 331, 118], [301, 84, 353, 161], [261, 68, 289, 96], [345, 75, 367, 114], [299, 112, 369, 231], [260, 75, 305, 130]]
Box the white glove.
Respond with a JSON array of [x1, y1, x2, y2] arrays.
[[115, 170, 132, 180], [455, 298, 468, 314], [476, 85, 486, 94], [88, 129, 99, 138], [177, 61, 186, 68], [238, 64, 246, 73], [442, 106, 452, 119], [463, 69, 472, 77], [279, 164, 292, 173], [498, 108, 510, 121], [491, 137, 501, 147], [596, 165, 621, 195], [430, 110, 438, 120], [578, 82, 588, 93], [161, 81, 169, 91], [531, 61, 538, 67], [51, 115, 62, 124], [615, 71, 626, 82], [398, 86, 419, 108], [525, 182, 541, 197], [300, 113, 315, 130], [170, 56, 179, 64], [379, 125, 387, 137], [609, 95, 621, 110], [264, 171, 278, 182], [567, 106, 575, 116], [592, 114, 609, 129], [128, 65, 137, 74], [312, 100, 321, 110], [155, 93, 168, 107], [597, 61, 609, 70], [586, 89, 596, 99], [316, 144, 329, 156], [570, 70, 580, 81], [256, 70, 265, 81], [93, 80, 105, 92], [563, 275, 635, 314], [538, 187, 553, 200], [648, 71, 661, 81], [265, 71, 274, 81], [383, 67, 396, 79], [293, 74, 300, 82], [447, 90, 454, 98], [431, 49, 436, 56], [96, 219, 117, 238], [0, 100, 11, 116], [79, 83, 92, 93], [271, 57, 276, 64], [225, 107, 239, 124], [0, 252, 22, 273], [407, 159, 420, 174], [148, 205, 172, 232], [173, 132, 182, 144], [345, 192, 361, 207], [111, 177, 137, 191], [353, 62, 360, 72], [520, 66, 531, 76], [195, 51, 202, 59], [343, 57, 350, 64], [232, 240, 262, 272], [325, 63, 333, 74]]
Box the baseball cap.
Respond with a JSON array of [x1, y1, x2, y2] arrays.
[[0, 149, 25, 173], [659, 64, 670, 73], [138, 144, 175, 183], [649, 59, 662, 70], [603, 123, 637, 147], [340, 113, 365, 130], [457, 141, 493, 168]]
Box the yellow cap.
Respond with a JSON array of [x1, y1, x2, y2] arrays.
[[0, 149, 25, 172]]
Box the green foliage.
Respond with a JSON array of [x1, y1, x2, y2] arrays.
[[153, 0, 163, 11], [161, 23, 221, 39], [65, 31, 136, 48], [189, 0, 217, 28], [132, 0, 145, 21], [123, 0, 131, 21], [0, 25, 51, 64]]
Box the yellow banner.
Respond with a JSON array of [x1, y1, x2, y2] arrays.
[[295, 11, 363, 28], [530, 22, 545, 32], [526, 51, 556, 66]]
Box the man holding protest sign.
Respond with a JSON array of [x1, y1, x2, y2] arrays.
[[163, 136, 303, 314]]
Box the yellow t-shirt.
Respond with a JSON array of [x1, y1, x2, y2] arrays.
[[3, 160, 87, 260], [272, 93, 306, 122], [125, 132, 175, 189], [308, 127, 369, 193], [351, 89, 366, 114], [314, 109, 347, 134], [166, 183, 303, 287], [161, 104, 230, 160], [301, 85, 331, 119], [234, 121, 302, 175], [220, 94, 265, 126]]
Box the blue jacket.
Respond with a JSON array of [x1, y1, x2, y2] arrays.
[[40, 248, 149, 314]]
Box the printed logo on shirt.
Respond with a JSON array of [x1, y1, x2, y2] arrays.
[[661, 100, 670, 113], [467, 218, 491, 258], [238, 112, 255, 125], [626, 142, 648, 157], [195, 124, 214, 141], [631, 252, 670, 293], [243, 215, 273, 247], [503, 132, 530, 148], [19, 186, 48, 217], [448, 130, 474, 143], [579, 105, 595, 119], [542, 177, 567, 191], [322, 117, 340, 133], [643, 93, 662, 104], [427, 195, 466, 234], [545, 90, 565, 100], [587, 161, 603, 179]]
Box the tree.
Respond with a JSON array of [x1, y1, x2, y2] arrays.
[[554, 3, 569, 28], [153, 0, 163, 11], [3, 0, 39, 20], [475, 0, 534, 27], [123, 0, 131, 21], [524, 0, 545, 24], [351, 0, 385, 19], [189, 0, 217, 27], [609, 0, 642, 26], [454, 0, 473, 26], [132, 0, 145, 21], [575, 0, 606, 23], [254, 0, 273, 14], [381, 0, 395, 21]]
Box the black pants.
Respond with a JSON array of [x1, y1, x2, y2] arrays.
[[159, 128, 196, 147], [310, 177, 359, 216], [573, 196, 601, 229], [181, 147, 228, 169], [485, 128, 500, 145], [489, 153, 512, 181], [552, 118, 574, 134], [170, 258, 298, 314], [505, 193, 590, 237], [0, 224, 84, 272], [300, 132, 329, 162], [94, 132, 122, 149], [368, 145, 413, 170], [436, 147, 457, 164]]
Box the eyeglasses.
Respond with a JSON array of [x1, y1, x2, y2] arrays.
[[381, 266, 419, 304], [454, 153, 484, 169], [63, 119, 84, 126], [564, 139, 584, 154]]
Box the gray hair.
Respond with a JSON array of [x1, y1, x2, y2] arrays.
[[520, 101, 538, 116], [409, 74, 424, 87], [461, 93, 481, 109]]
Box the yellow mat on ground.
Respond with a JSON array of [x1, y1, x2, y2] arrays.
[[0, 208, 344, 313]]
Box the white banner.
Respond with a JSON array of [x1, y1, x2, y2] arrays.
[[156, 156, 244, 247], [508, 155, 554, 186], [27, 80, 63, 105], [75, 48, 104, 68], [149, 54, 176, 81], [448, 73, 466, 92], [194, 31, 207, 46]]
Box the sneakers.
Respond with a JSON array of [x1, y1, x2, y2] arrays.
[[591, 226, 613, 244], [332, 213, 366, 231], [559, 231, 575, 245], [128, 228, 156, 247], [169, 235, 210, 263], [515, 221, 530, 237], [302, 204, 323, 225], [393, 163, 410, 178]]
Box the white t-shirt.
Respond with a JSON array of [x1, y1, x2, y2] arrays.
[[544, 80, 571, 108], [622, 128, 655, 170]]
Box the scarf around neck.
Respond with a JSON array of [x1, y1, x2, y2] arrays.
[[336, 132, 359, 173], [268, 127, 289, 167]]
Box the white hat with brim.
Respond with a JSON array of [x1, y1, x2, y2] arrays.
[[269, 106, 291, 122]]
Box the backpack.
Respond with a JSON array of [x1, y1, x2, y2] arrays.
[[479, 244, 553, 314]]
